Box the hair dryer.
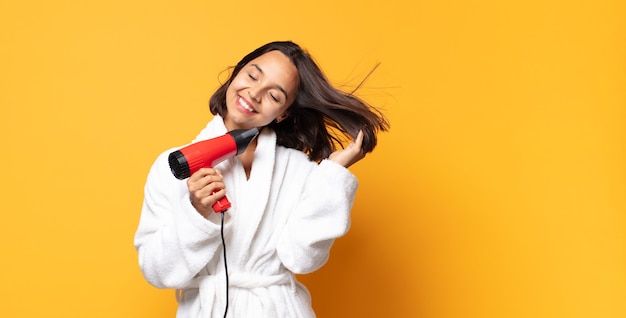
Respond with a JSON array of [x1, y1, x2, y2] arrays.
[[168, 128, 259, 213]]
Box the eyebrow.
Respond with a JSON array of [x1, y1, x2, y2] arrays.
[[251, 64, 289, 99]]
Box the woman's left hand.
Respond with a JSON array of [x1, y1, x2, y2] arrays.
[[329, 130, 365, 168]]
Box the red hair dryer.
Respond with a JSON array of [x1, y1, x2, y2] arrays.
[[168, 128, 259, 213]]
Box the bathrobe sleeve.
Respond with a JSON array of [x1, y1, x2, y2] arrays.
[[133, 150, 228, 289], [276, 158, 359, 274]]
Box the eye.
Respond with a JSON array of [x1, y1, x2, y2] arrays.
[[269, 93, 279, 102], [269, 91, 284, 103], [247, 72, 257, 81]]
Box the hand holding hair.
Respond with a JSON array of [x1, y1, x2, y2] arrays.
[[328, 130, 365, 168]]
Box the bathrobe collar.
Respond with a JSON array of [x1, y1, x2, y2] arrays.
[[192, 115, 278, 263]]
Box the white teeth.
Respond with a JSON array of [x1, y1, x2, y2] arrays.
[[239, 97, 255, 112]]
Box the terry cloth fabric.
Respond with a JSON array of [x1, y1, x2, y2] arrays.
[[134, 115, 358, 317]]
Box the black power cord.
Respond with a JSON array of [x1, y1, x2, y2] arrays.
[[220, 211, 229, 318]]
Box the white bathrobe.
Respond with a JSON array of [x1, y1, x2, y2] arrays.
[[134, 115, 358, 317]]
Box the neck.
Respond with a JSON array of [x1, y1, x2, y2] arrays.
[[238, 137, 257, 179]]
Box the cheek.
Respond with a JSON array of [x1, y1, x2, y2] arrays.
[[226, 82, 241, 95], [228, 74, 248, 92]]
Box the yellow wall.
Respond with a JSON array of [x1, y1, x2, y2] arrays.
[[1, 0, 624, 317]]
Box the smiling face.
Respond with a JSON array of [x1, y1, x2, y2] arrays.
[[223, 50, 299, 131]]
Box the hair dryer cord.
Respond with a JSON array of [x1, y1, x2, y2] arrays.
[[221, 212, 229, 318]]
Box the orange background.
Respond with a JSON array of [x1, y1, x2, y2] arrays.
[[1, 0, 625, 317]]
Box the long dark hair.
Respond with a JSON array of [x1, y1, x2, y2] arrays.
[[209, 41, 390, 161]]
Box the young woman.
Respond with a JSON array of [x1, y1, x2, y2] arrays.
[[134, 41, 389, 317]]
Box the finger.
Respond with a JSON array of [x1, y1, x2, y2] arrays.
[[190, 185, 226, 214], [201, 173, 223, 185], [348, 130, 366, 166], [194, 180, 226, 197], [188, 175, 219, 192], [353, 130, 364, 149], [188, 168, 222, 185], [345, 130, 364, 154], [188, 167, 217, 182], [199, 188, 227, 207]]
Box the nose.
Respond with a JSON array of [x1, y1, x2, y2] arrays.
[[248, 88, 261, 103]]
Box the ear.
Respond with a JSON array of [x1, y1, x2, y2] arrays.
[[275, 113, 288, 123]]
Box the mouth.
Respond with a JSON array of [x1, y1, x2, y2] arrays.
[[237, 96, 257, 114]]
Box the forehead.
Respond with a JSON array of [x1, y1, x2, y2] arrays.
[[246, 51, 299, 90]]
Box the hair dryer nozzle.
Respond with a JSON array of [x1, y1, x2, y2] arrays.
[[229, 128, 260, 154], [168, 150, 190, 180]]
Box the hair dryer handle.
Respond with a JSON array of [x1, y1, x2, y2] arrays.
[[212, 195, 231, 213]]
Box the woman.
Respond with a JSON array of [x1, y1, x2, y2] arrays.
[[134, 41, 389, 317]]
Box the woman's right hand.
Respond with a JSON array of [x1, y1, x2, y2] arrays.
[[187, 168, 226, 218]]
